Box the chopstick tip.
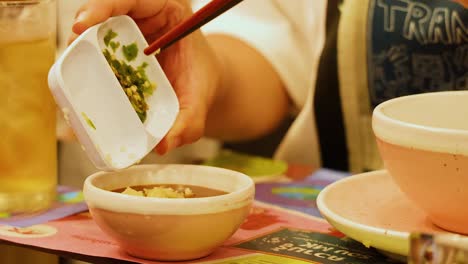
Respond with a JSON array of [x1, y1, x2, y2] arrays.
[[143, 47, 161, 56]]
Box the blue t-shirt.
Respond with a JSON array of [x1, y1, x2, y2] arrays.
[[315, 0, 466, 171], [368, 0, 467, 107]]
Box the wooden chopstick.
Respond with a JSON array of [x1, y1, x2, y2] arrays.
[[143, 0, 243, 55]]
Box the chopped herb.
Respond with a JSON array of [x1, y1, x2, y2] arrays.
[[109, 41, 120, 52], [82, 112, 96, 130], [122, 43, 138, 61], [104, 29, 118, 47], [136, 62, 155, 96], [102, 30, 156, 123], [102, 36, 156, 123]]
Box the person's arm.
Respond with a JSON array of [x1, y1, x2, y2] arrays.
[[205, 34, 289, 142], [71, 0, 302, 154]]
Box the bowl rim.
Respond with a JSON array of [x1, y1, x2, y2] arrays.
[[316, 170, 409, 255], [372, 91, 468, 155], [83, 164, 255, 215], [374, 91, 468, 134]]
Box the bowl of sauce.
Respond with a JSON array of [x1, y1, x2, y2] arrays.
[[83, 164, 254, 261]]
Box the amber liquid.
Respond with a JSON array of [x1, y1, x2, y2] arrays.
[[113, 184, 227, 198], [0, 38, 57, 213]]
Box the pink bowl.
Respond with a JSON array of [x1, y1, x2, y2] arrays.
[[373, 91, 468, 235], [83, 164, 254, 261]]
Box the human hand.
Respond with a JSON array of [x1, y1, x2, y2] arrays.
[[71, 0, 222, 155]]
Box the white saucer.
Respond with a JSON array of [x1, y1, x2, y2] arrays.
[[317, 170, 447, 257]]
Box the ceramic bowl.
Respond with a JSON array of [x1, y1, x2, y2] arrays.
[[83, 164, 254, 261], [372, 91, 468, 234]]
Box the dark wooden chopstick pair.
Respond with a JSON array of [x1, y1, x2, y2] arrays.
[[144, 0, 243, 55]]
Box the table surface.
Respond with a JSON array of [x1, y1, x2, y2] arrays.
[[0, 164, 324, 264]]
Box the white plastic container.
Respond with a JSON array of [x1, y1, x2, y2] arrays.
[[49, 16, 179, 171]]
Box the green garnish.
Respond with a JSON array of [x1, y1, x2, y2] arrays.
[[138, 62, 149, 69], [104, 29, 118, 47], [122, 43, 138, 61], [109, 41, 120, 52], [82, 112, 96, 130], [102, 37, 156, 123], [136, 62, 154, 96], [102, 29, 156, 123]]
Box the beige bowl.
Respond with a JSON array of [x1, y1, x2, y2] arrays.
[[83, 164, 254, 261], [372, 91, 468, 235]]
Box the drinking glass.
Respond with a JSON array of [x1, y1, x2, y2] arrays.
[[0, 0, 57, 213]]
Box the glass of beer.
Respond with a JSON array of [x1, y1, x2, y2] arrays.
[[0, 0, 57, 213]]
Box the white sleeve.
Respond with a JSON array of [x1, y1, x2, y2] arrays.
[[192, 0, 319, 109]]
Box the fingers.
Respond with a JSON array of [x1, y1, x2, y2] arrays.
[[72, 0, 135, 34], [134, 0, 183, 37], [67, 32, 80, 45], [134, 15, 170, 37], [155, 106, 206, 155], [72, 0, 170, 35], [153, 37, 210, 155]]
